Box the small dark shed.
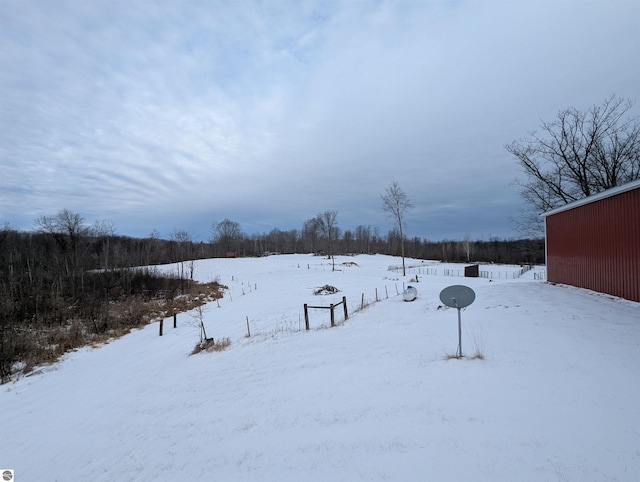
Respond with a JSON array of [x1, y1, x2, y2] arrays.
[[464, 264, 479, 277], [542, 180, 640, 302]]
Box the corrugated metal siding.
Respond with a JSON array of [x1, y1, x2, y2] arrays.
[[546, 186, 640, 302]]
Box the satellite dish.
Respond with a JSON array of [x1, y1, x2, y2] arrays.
[[439, 285, 476, 358], [439, 285, 476, 309]]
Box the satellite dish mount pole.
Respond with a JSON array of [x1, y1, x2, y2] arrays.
[[453, 297, 462, 358]]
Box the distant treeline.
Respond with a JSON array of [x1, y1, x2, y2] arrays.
[[208, 220, 544, 265], [0, 213, 543, 382]]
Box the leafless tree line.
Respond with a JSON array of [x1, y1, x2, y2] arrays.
[[0, 211, 226, 382]]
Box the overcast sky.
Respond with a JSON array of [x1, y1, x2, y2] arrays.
[[1, 0, 639, 241]]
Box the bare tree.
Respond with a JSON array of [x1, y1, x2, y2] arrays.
[[35, 209, 89, 262], [342, 229, 353, 254], [381, 181, 414, 276], [170, 228, 194, 268], [355, 225, 371, 254], [211, 219, 242, 256], [35, 209, 91, 296], [92, 220, 116, 270], [462, 233, 473, 263], [191, 305, 209, 347], [302, 217, 322, 254], [507, 95, 640, 235], [316, 210, 339, 270]]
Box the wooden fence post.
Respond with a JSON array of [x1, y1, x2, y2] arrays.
[[173, 313, 177, 328], [343, 296, 348, 320], [304, 304, 309, 330], [330, 303, 335, 327], [159, 319, 163, 336]]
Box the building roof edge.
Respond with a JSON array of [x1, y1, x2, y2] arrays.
[[542, 179, 640, 217]]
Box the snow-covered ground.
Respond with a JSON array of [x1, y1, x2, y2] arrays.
[[2, 254, 639, 482]]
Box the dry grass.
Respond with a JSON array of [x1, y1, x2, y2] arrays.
[[468, 352, 486, 360], [442, 325, 487, 361], [191, 337, 231, 355], [442, 352, 464, 360], [442, 349, 485, 361], [208, 337, 231, 352], [6, 280, 226, 382], [469, 324, 488, 361]]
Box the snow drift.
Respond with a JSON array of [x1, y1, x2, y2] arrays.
[[1, 254, 639, 482]]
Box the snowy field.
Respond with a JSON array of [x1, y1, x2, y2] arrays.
[[1, 254, 639, 482]]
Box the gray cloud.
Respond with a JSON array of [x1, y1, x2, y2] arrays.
[[2, 0, 639, 240]]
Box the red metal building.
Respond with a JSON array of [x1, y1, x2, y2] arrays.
[[543, 180, 640, 302]]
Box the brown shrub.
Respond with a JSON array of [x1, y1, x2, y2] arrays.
[[3, 279, 227, 383], [190, 337, 231, 355]]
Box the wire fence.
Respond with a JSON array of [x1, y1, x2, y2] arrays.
[[389, 264, 540, 280]]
